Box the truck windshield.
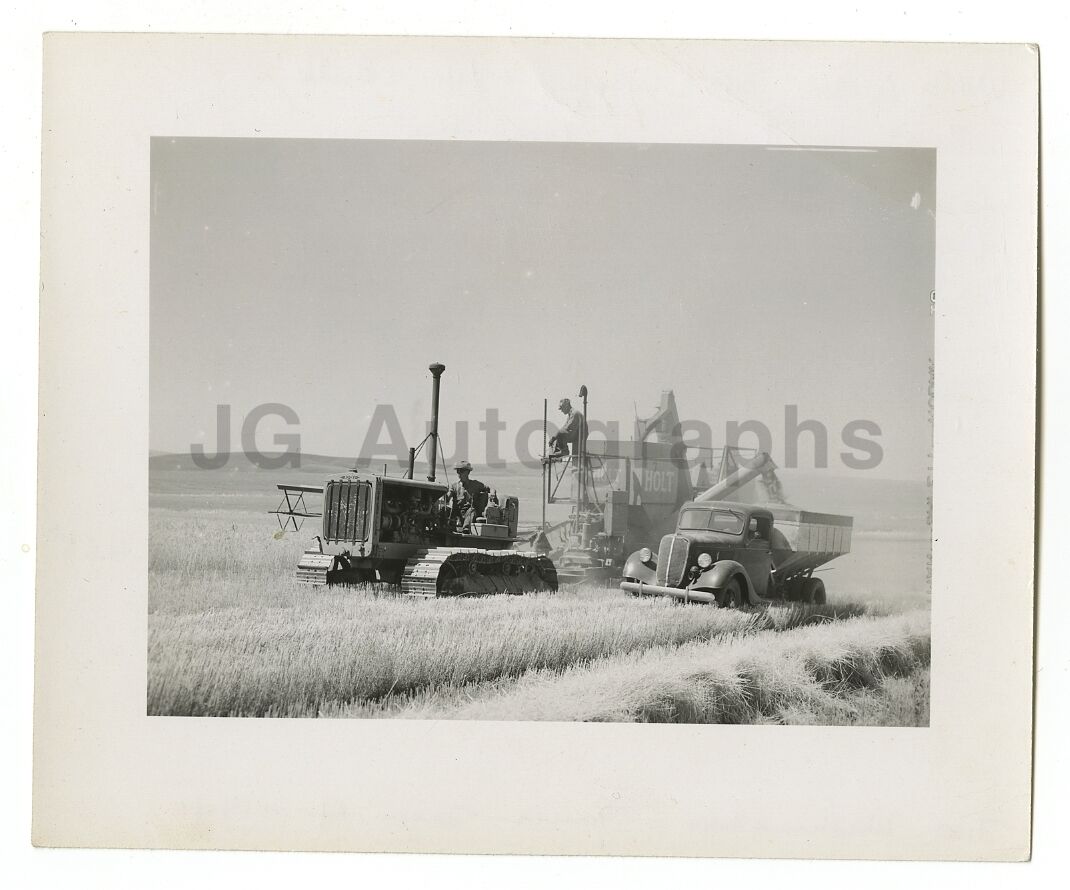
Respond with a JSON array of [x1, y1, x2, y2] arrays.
[[678, 508, 745, 535]]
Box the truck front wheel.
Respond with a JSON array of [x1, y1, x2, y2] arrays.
[[716, 578, 742, 609]]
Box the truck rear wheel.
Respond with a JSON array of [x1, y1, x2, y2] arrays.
[[716, 578, 742, 609], [801, 578, 826, 605]]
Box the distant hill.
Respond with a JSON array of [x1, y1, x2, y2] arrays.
[[149, 451, 540, 477], [775, 469, 929, 536], [149, 451, 928, 535]]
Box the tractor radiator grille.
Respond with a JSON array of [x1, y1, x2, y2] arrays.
[[656, 534, 690, 587], [323, 480, 371, 543]]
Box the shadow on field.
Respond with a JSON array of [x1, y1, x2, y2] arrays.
[[357, 609, 932, 726]]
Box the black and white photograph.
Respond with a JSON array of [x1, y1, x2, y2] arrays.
[[148, 138, 934, 723], [29, 31, 1039, 862]]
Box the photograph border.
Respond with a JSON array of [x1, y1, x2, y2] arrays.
[[33, 34, 1037, 859]]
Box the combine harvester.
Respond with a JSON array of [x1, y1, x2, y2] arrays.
[[272, 363, 557, 597], [532, 389, 786, 586], [620, 453, 853, 607]]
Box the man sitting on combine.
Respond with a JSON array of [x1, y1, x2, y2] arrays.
[[548, 397, 586, 459], [447, 460, 490, 533]]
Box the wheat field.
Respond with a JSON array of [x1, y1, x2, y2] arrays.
[[148, 507, 931, 722]]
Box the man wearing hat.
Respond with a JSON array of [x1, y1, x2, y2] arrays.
[[548, 398, 586, 459], [447, 460, 490, 532]]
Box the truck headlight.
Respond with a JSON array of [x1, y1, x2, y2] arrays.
[[638, 547, 653, 564], [696, 552, 713, 569]]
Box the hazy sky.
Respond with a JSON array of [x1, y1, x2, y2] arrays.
[[151, 139, 934, 480]]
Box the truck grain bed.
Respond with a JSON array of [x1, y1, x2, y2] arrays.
[[767, 505, 853, 575]]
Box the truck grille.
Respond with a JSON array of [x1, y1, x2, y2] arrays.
[[323, 480, 370, 543], [656, 534, 689, 587]]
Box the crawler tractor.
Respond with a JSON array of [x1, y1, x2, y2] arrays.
[[272, 363, 557, 597]]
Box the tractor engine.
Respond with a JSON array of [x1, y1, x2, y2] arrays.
[[377, 482, 447, 544]]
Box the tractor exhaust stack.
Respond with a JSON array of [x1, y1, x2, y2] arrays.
[[427, 362, 445, 481]]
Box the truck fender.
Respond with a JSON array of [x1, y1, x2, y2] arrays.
[[692, 560, 756, 604], [622, 550, 657, 584]]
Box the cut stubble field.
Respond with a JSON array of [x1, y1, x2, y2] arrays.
[[148, 508, 931, 723]]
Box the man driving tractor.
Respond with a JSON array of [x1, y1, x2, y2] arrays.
[[446, 460, 490, 532]]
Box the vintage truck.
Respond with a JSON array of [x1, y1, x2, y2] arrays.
[[619, 457, 853, 607]]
